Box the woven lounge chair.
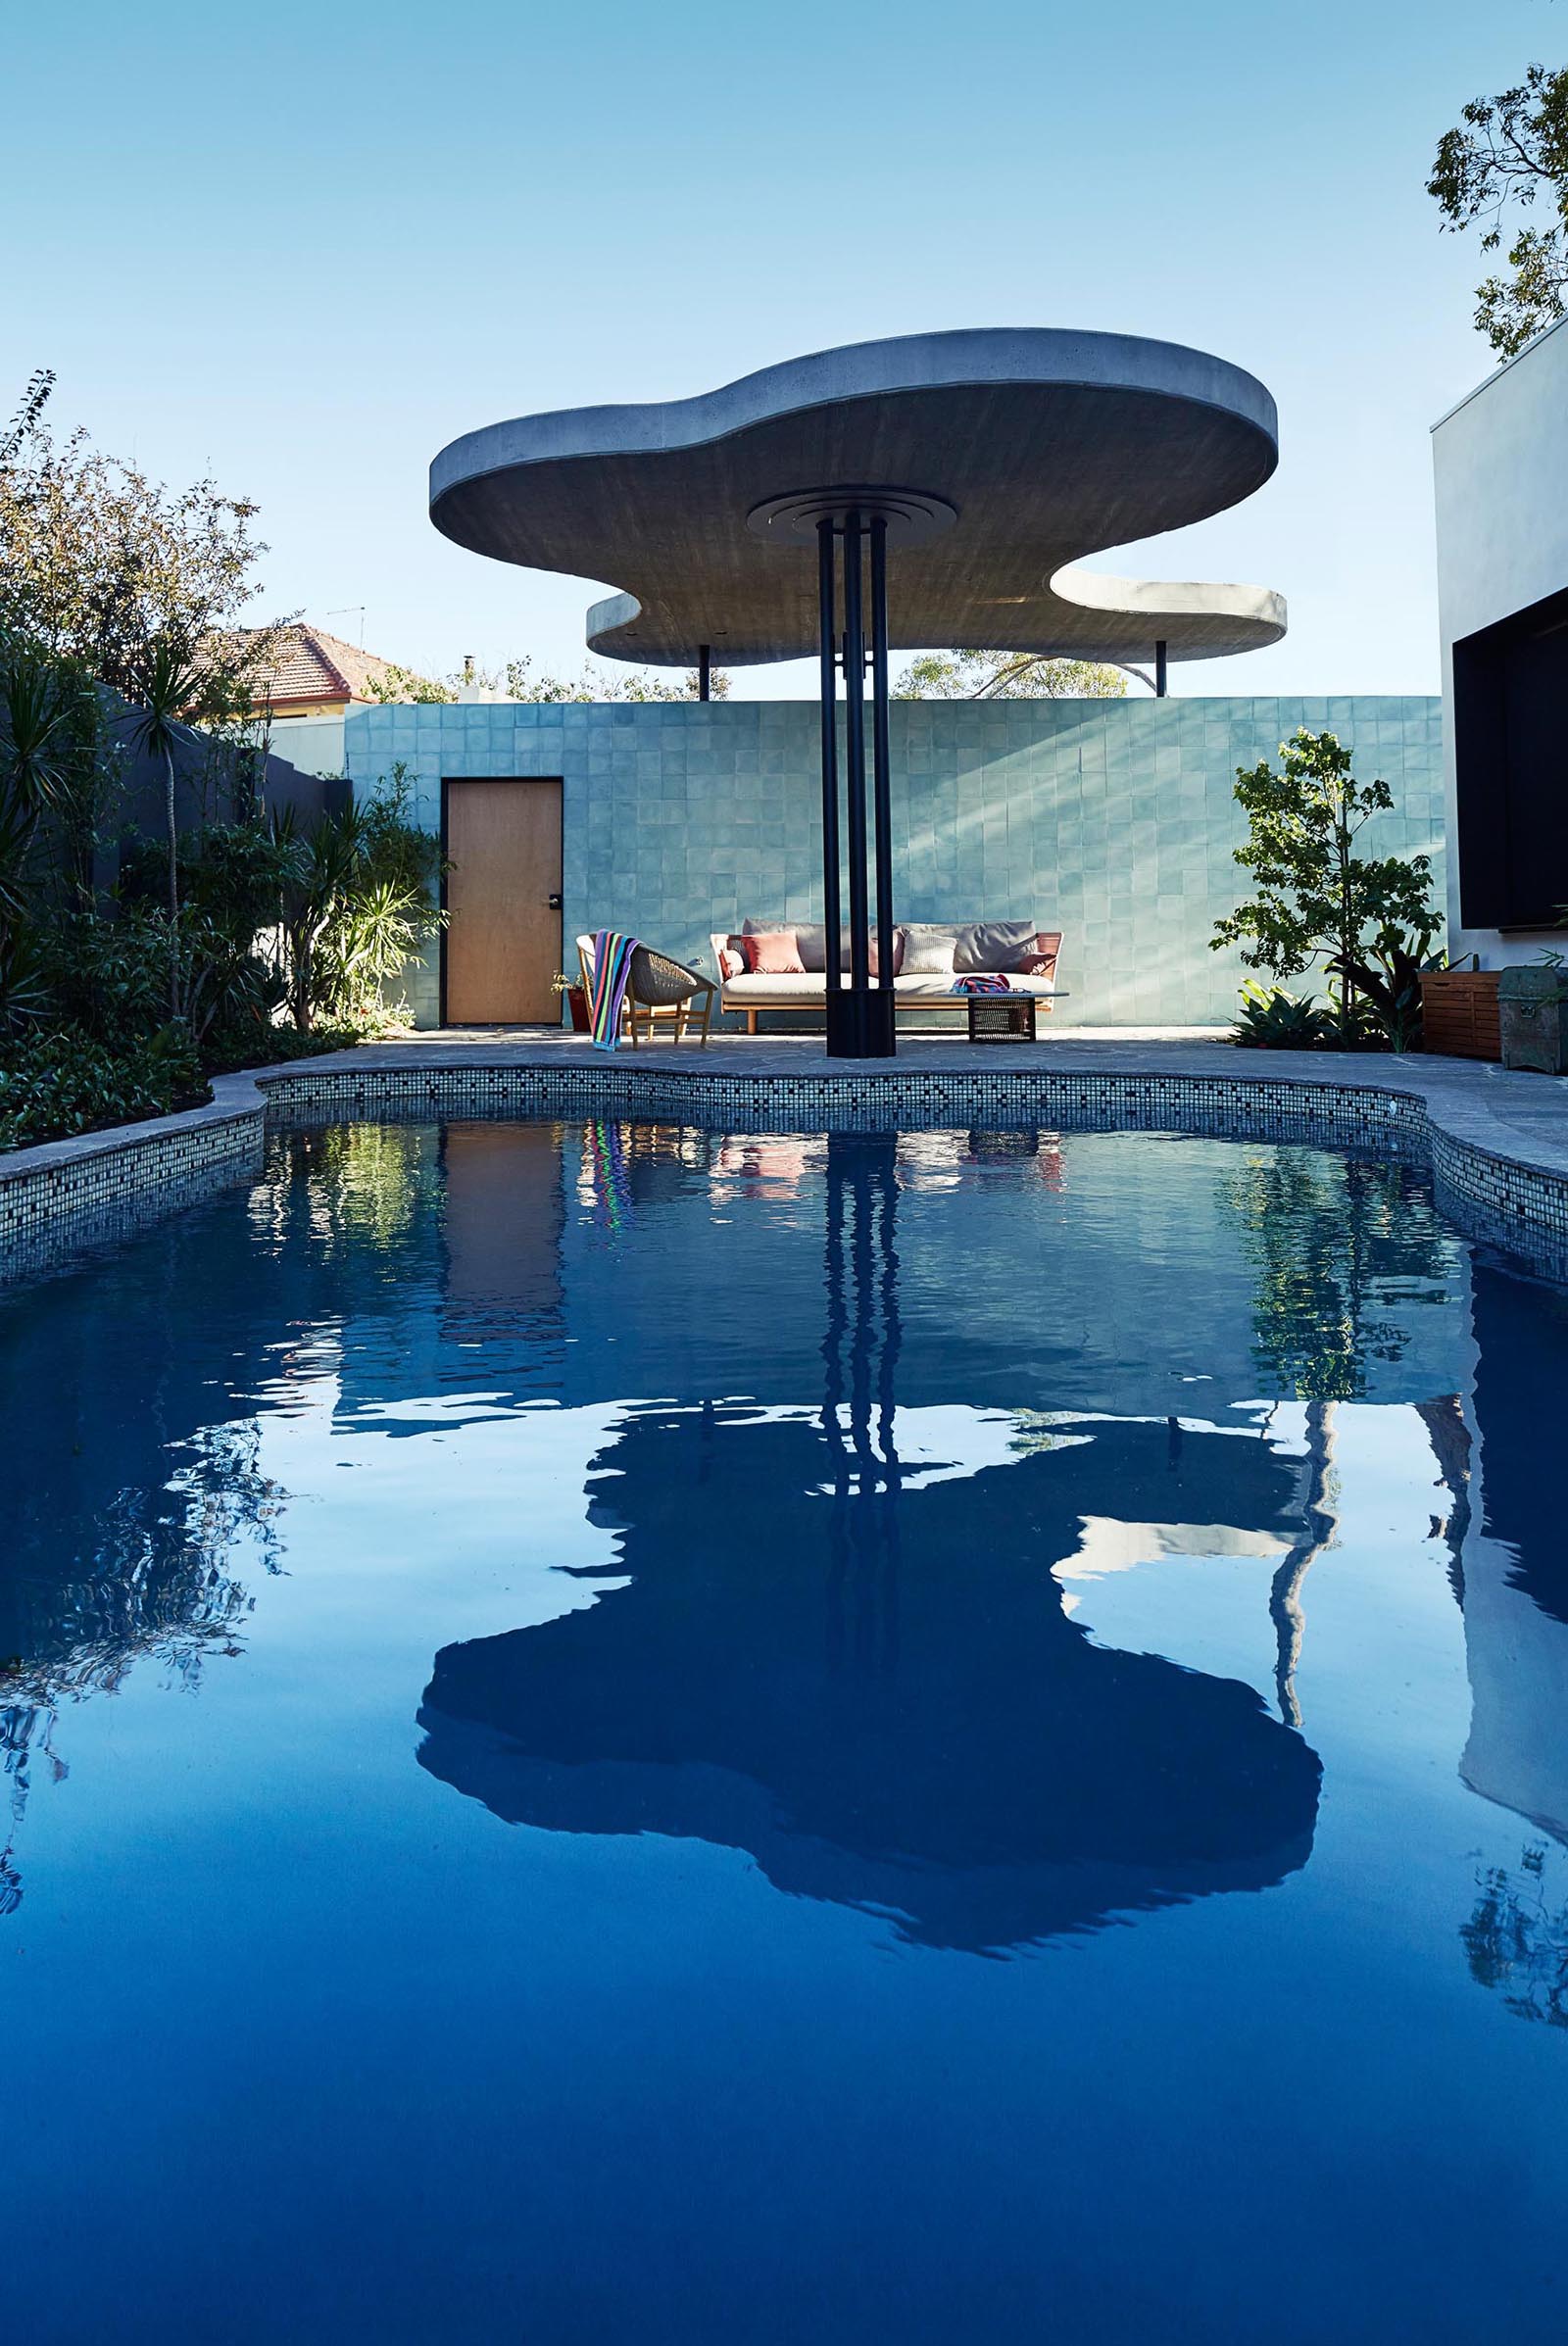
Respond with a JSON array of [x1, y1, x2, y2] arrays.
[[575, 936, 717, 1047]]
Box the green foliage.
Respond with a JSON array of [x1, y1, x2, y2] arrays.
[[1429, 64, 1568, 357], [1462, 1844, 1568, 2028], [1344, 926, 1450, 1053], [1231, 981, 1342, 1051], [0, 632, 103, 1034], [0, 1022, 204, 1151], [123, 628, 210, 1016], [363, 660, 456, 705], [0, 383, 287, 700], [503, 653, 731, 702], [1221, 1151, 1446, 1401], [272, 764, 443, 1032], [201, 1017, 364, 1074], [894, 649, 1128, 699], [1212, 730, 1440, 1048]]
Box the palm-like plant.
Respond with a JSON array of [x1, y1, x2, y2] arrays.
[[0, 634, 94, 1032], [271, 803, 368, 1033], [124, 629, 207, 1019]]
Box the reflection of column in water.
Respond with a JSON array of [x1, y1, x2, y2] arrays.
[[820, 1136, 904, 1684]]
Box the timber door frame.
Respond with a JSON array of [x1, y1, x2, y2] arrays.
[[439, 776, 564, 1026]]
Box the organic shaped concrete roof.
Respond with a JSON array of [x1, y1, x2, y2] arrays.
[[429, 327, 1287, 668]]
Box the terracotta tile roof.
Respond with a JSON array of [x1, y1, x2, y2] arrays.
[[225, 624, 440, 707]]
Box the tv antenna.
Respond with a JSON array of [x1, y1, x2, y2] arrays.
[[325, 605, 367, 646]]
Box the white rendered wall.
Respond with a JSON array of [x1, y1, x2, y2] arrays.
[[265, 713, 346, 779]]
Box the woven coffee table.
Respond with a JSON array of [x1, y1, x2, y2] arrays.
[[964, 992, 1066, 1042]]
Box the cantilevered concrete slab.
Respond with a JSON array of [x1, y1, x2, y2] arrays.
[[429, 327, 1287, 667]]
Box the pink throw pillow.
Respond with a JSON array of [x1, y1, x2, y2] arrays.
[[718, 938, 745, 979], [867, 929, 906, 979], [743, 929, 806, 975]]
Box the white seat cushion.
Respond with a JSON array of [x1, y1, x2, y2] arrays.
[[722, 970, 1054, 1002]]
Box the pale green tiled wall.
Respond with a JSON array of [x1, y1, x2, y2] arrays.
[[345, 696, 1445, 1029]]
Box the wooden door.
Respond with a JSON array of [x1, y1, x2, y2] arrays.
[[444, 779, 563, 1024]]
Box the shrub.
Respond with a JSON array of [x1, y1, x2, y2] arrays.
[[0, 1023, 205, 1151], [1213, 730, 1441, 1047], [1231, 982, 1343, 1051]]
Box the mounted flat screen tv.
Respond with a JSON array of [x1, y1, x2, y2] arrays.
[[1453, 582, 1568, 929]]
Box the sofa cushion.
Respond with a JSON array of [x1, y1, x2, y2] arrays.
[[718, 936, 746, 980], [745, 919, 910, 974], [742, 929, 807, 975], [723, 971, 828, 997], [954, 920, 1038, 973], [900, 926, 958, 975], [746, 917, 827, 972]]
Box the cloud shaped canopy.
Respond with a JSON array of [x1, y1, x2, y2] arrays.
[[430, 327, 1287, 668]]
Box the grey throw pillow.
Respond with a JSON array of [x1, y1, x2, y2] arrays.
[[900, 925, 959, 975], [954, 920, 1038, 973]]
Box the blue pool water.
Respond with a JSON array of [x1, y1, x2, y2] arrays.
[[4, 1117, 1567, 2344]]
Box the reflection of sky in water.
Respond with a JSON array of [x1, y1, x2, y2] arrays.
[[2, 1120, 1566, 2345]]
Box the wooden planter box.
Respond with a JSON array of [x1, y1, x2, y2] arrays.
[[1420, 969, 1501, 1061]]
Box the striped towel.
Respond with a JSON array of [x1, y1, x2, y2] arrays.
[[583, 1120, 633, 1231], [950, 973, 1012, 995], [587, 930, 638, 1051]]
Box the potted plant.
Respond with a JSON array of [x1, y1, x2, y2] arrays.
[[551, 971, 590, 1033]]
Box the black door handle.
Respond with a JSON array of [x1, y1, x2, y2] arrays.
[[547, 893, 563, 911]]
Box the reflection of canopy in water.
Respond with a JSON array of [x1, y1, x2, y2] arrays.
[[417, 1406, 1322, 1951]]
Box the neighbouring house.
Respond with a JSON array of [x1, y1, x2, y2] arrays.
[[1433, 318, 1568, 966], [229, 623, 444, 723], [220, 623, 447, 787]]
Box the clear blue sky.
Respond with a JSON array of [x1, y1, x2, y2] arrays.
[[4, 0, 1558, 697]]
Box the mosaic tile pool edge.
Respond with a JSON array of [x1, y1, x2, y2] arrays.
[[3, 1061, 1566, 1285]]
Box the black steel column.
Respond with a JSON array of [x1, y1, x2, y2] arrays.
[[698, 644, 711, 701], [842, 508, 869, 997], [817, 519, 841, 1002], [823, 509, 895, 1056], [1154, 639, 1168, 698], [869, 515, 895, 997]]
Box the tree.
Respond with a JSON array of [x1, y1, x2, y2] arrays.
[[894, 649, 1127, 699], [0, 383, 285, 700], [362, 660, 457, 705], [1211, 730, 1440, 1046], [1429, 64, 1568, 357]]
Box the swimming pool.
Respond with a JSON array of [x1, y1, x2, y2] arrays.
[[4, 1117, 1566, 2343]]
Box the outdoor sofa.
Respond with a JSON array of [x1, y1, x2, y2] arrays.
[[711, 921, 1062, 1034]]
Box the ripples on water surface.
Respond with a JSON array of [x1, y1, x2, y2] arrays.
[[3, 1119, 1567, 2344]]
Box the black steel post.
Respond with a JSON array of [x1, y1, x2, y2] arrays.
[[1155, 639, 1168, 698], [869, 515, 895, 995], [816, 519, 841, 997], [842, 508, 869, 1001], [698, 644, 711, 702]]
